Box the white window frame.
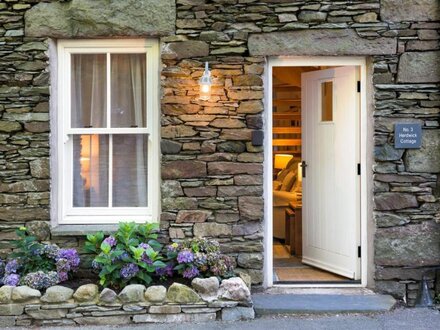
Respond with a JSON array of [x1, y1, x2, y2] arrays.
[[55, 39, 160, 225]]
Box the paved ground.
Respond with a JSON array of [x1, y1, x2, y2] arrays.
[[253, 293, 396, 314], [17, 307, 440, 330]]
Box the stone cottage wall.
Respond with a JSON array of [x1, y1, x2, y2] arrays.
[[0, 0, 439, 306]]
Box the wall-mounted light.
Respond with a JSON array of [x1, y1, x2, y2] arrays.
[[199, 62, 212, 101]]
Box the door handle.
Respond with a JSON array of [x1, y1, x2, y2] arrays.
[[301, 161, 307, 178]]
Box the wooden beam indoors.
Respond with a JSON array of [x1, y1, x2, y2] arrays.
[[273, 139, 302, 147], [273, 113, 301, 121], [273, 127, 301, 134]]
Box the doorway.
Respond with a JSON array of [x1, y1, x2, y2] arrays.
[[264, 57, 368, 287]]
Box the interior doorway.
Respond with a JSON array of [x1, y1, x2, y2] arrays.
[[266, 58, 366, 285]]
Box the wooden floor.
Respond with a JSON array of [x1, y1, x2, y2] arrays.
[[273, 240, 349, 282]]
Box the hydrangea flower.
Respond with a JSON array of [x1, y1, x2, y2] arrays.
[[194, 252, 207, 267], [22, 271, 59, 290], [177, 250, 194, 264], [5, 259, 20, 274], [155, 263, 174, 278], [120, 263, 139, 280], [117, 252, 130, 261], [42, 244, 60, 259], [103, 236, 117, 247], [141, 254, 153, 265], [58, 271, 68, 282], [91, 259, 102, 271], [167, 242, 179, 252], [55, 248, 80, 279], [182, 266, 199, 279], [210, 255, 234, 277], [3, 274, 20, 286], [138, 243, 151, 250], [57, 249, 80, 268]]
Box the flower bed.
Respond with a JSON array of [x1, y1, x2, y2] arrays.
[[0, 227, 80, 290], [0, 277, 254, 326], [0, 223, 253, 326]]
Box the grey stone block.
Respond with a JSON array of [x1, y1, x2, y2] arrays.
[[398, 51, 440, 83], [221, 307, 255, 321], [381, 0, 440, 22], [375, 221, 440, 267], [133, 312, 216, 323], [249, 30, 397, 56], [25, 0, 176, 37]]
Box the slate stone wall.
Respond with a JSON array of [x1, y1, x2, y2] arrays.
[[0, 278, 254, 326], [0, 0, 439, 306]]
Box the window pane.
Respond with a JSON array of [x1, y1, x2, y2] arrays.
[[113, 135, 148, 207], [73, 134, 109, 207], [321, 81, 333, 122], [71, 54, 107, 128], [111, 54, 147, 128]]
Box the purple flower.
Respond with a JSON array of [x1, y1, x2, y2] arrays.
[[194, 252, 207, 267], [56, 249, 80, 275], [182, 266, 199, 279], [56, 258, 71, 273], [3, 274, 20, 286], [5, 259, 19, 274], [138, 243, 151, 250], [103, 236, 117, 247], [23, 271, 59, 290], [117, 252, 129, 261], [155, 263, 174, 278], [57, 271, 68, 282], [43, 244, 60, 259], [141, 255, 153, 265], [57, 249, 80, 268], [167, 243, 179, 252], [120, 263, 139, 280], [177, 250, 194, 264], [91, 259, 102, 270]]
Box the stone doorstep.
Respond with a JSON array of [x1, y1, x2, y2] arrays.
[[252, 292, 396, 315]]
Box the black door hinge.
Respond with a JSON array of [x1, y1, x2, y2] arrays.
[[357, 81, 361, 93], [358, 246, 361, 258], [357, 163, 361, 175]]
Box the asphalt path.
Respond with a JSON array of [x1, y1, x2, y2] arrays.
[[11, 307, 440, 330]]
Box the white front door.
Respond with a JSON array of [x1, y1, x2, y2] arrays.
[[301, 66, 360, 280]]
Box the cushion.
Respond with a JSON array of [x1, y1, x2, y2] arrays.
[[273, 181, 282, 191], [280, 169, 296, 191], [290, 177, 301, 192], [276, 158, 298, 181]]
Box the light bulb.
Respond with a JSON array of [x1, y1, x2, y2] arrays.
[[201, 84, 210, 93], [199, 62, 212, 101]]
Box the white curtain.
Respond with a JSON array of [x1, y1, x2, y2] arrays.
[[72, 54, 148, 208]]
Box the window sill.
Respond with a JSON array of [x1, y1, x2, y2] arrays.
[[51, 224, 119, 236]]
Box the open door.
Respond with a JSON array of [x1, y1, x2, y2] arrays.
[[301, 66, 360, 280]]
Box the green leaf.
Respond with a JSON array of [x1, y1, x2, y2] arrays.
[[96, 231, 105, 242], [136, 271, 152, 284], [174, 264, 185, 271], [152, 260, 166, 268], [101, 242, 111, 254], [130, 246, 144, 261], [95, 255, 110, 264], [148, 240, 162, 251], [86, 234, 97, 243], [104, 264, 118, 274], [84, 241, 97, 254], [145, 265, 155, 273]]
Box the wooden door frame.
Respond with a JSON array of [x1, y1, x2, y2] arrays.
[[263, 57, 369, 288]]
